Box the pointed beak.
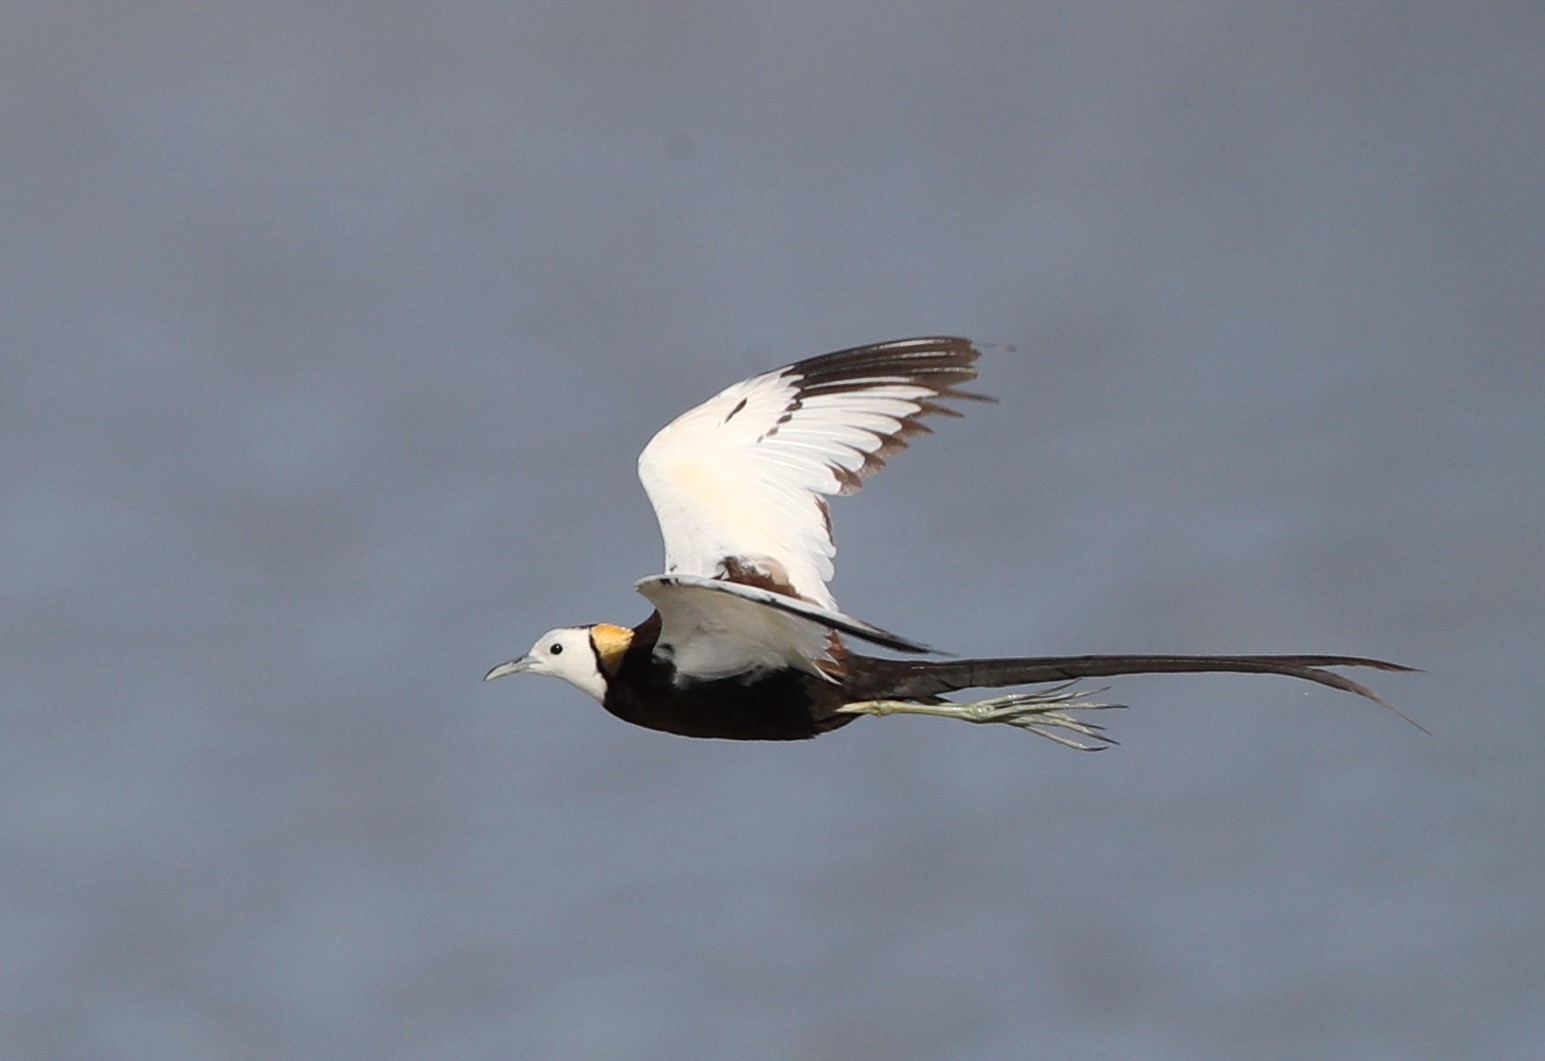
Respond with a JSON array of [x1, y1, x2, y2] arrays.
[[483, 656, 535, 682]]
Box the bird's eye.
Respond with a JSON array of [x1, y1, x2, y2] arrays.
[[549, 642, 563, 655]]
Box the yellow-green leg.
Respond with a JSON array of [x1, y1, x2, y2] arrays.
[[835, 686, 1123, 750]]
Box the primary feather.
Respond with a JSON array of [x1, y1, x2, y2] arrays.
[[636, 337, 988, 610]]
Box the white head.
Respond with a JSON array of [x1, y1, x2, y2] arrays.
[[483, 623, 633, 703]]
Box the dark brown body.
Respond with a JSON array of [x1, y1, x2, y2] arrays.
[[601, 654, 847, 740], [599, 612, 1416, 741], [599, 613, 847, 739]]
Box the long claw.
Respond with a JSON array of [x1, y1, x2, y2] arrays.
[[965, 691, 1124, 750]]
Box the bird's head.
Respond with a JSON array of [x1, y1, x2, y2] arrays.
[[483, 623, 633, 702]]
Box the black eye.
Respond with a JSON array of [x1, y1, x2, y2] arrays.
[[549, 642, 563, 655]]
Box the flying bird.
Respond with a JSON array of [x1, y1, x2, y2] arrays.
[[485, 338, 1417, 748]]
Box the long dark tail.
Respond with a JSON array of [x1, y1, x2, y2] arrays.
[[849, 653, 1424, 731]]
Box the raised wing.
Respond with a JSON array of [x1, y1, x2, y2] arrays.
[[637, 337, 990, 609], [635, 574, 930, 682]]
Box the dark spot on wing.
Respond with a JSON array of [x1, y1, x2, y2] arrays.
[[758, 403, 799, 443], [781, 337, 993, 490], [715, 555, 816, 603]]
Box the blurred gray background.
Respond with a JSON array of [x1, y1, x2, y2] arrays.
[[5, 2, 1542, 1058]]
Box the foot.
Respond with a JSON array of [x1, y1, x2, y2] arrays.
[[836, 685, 1124, 750]]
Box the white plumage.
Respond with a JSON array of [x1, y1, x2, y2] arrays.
[[633, 337, 986, 680], [636, 574, 928, 682], [637, 338, 984, 611]]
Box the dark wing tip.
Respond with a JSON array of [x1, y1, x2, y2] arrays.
[[788, 337, 985, 392], [785, 337, 996, 489]]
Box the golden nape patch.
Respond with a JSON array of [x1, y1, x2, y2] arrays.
[[588, 623, 634, 675]]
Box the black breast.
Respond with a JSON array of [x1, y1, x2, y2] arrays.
[[602, 617, 855, 741]]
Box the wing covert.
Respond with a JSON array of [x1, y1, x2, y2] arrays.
[[635, 574, 930, 683]]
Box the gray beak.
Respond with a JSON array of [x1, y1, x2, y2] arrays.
[[483, 656, 535, 682]]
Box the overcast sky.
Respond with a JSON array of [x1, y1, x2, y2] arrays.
[[5, 3, 1543, 1058]]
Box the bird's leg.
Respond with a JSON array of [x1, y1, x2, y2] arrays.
[[836, 686, 1124, 751]]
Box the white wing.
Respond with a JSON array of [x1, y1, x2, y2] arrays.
[[635, 574, 931, 682], [637, 337, 989, 610]]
